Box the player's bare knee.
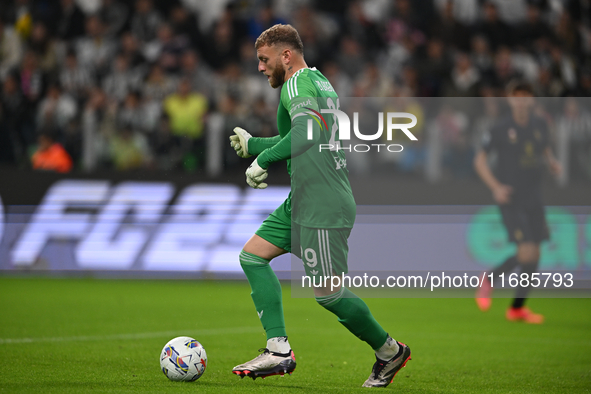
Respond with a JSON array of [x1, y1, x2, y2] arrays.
[[313, 282, 342, 298], [243, 234, 286, 261], [517, 243, 539, 264]]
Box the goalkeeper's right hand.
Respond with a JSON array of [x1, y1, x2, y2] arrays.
[[229, 127, 252, 158]]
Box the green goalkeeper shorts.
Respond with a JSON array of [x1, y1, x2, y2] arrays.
[[255, 199, 352, 278]]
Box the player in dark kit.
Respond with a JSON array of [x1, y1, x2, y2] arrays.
[[474, 81, 561, 324]]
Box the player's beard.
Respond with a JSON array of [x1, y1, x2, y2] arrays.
[[269, 60, 285, 88]]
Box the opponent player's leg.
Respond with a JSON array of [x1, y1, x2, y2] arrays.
[[302, 228, 411, 388], [476, 254, 518, 311], [476, 205, 520, 311], [233, 204, 296, 379], [506, 241, 543, 323]]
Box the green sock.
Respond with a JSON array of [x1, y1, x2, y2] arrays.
[[316, 288, 388, 350], [239, 250, 287, 339]]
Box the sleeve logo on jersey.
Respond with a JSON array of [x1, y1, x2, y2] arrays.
[[314, 80, 335, 92], [290, 98, 313, 115]]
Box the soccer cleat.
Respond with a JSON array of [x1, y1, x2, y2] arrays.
[[475, 273, 493, 311], [506, 307, 544, 324], [362, 342, 411, 388], [232, 348, 296, 380]]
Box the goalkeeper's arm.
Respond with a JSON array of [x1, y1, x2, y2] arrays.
[[248, 135, 282, 156], [256, 116, 321, 169]]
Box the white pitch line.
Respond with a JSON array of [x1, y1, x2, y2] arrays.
[[0, 326, 262, 345]]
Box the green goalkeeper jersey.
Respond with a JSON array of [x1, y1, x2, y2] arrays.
[[250, 67, 356, 229]]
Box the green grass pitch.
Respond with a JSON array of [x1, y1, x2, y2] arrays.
[[0, 277, 589, 393]]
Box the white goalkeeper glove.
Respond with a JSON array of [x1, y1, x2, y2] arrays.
[[229, 127, 252, 158], [245, 157, 268, 189]]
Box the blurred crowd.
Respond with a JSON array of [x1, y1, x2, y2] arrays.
[[0, 0, 590, 182]]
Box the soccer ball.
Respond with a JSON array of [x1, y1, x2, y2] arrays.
[[160, 336, 207, 382]]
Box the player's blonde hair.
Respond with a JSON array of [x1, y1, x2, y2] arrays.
[[255, 24, 304, 54]]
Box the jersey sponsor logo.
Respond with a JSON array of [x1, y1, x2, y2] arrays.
[[290, 98, 313, 115], [314, 80, 335, 92]]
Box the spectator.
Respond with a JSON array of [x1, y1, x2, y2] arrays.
[[163, 78, 208, 168], [142, 63, 177, 101], [81, 88, 116, 170], [31, 130, 73, 173], [431, 0, 471, 52], [75, 16, 117, 76], [555, 11, 582, 58], [59, 50, 95, 102], [556, 97, 591, 183], [488, 46, 520, 90], [202, 17, 241, 70], [517, 4, 555, 50], [99, 0, 130, 39], [433, 0, 479, 26], [443, 52, 481, 97], [164, 77, 208, 140], [120, 32, 147, 70], [534, 67, 562, 97], [150, 113, 175, 168], [0, 19, 23, 80], [355, 63, 394, 97], [36, 83, 77, 133], [433, 105, 472, 179], [247, 5, 286, 42], [180, 50, 214, 98], [143, 23, 189, 72], [53, 0, 86, 41], [11, 0, 34, 40], [322, 61, 354, 98], [548, 45, 577, 93], [16, 50, 46, 145], [18, 50, 46, 104], [488, 0, 527, 25], [109, 124, 152, 170], [27, 21, 58, 74], [0, 73, 27, 163], [383, 0, 426, 45], [471, 35, 494, 76], [238, 39, 260, 76], [130, 0, 163, 43], [343, 0, 385, 55], [418, 39, 451, 97], [478, 2, 514, 50], [118, 91, 151, 133], [336, 37, 366, 79], [102, 54, 143, 102], [169, 5, 205, 52]]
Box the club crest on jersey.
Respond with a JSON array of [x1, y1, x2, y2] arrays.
[[508, 128, 517, 143], [534, 130, 541, 140]]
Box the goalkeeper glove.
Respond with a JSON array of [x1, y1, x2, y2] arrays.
[[245, 157, 268, 189], [229, 127, 252, 158]]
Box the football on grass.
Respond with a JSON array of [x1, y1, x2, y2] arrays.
[[160, 336, 207, 381]]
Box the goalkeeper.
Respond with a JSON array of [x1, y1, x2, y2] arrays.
[[228, 24, 411, 388]]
